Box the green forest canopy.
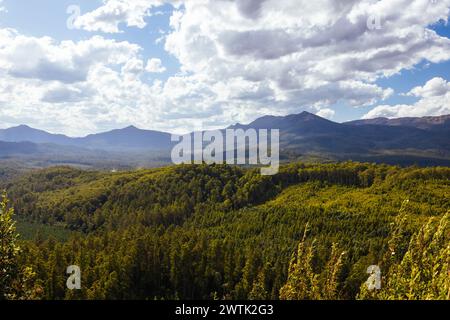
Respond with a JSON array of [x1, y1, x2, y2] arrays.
[[0, 162, 449, 300]]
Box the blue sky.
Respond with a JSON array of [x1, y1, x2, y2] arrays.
[[0, 0, 179, 81], [0, 0, 449, 136]]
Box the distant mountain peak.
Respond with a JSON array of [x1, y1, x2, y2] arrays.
[[293, 111, 329, 121], [10, 124, 34, 130], [298, 111, 315, 116], [124, 125, 139, 130], [4, 124, 51, 134], [228, 111, 334, 130]]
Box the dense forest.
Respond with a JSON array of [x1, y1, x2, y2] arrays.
[[0, 162, 449, 300]]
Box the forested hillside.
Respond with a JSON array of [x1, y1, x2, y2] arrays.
[[1, 162, 449, 300]]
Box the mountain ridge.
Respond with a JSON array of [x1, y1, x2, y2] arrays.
[[2, 111, 449, 145], [345, 114, 450, 131], [1, 112, 449, 167]]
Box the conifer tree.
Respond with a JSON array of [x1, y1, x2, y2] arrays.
[[0, 193, 19, 299], [0, 193, 41, 300]]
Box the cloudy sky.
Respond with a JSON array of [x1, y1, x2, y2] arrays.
[[0, 0, 450, 136]]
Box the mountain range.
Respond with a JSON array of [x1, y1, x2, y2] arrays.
[[1, 112, 449, 168], [0, 124, 172, 151], [347, 115, 450, 131]]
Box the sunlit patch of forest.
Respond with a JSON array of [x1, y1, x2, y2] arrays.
[[1, 162, 449, 300]]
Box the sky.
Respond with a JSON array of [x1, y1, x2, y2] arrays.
[[0, 0, 449, 136]]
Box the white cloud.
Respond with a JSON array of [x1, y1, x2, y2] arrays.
[[0, 29, 161, 135], [73, 0, 181, 33], [145, 58, 166, 73], [74, 0, 152, 33], [0, 29, 140, 83], [364, 77, 450, 119], [316, 108, 335, 120], [0, 0, 6, 13], [41, 83, 96, 104], [2, 0, 450, 135], [162, 0, 450, 118], [408, 77, 450, 97]]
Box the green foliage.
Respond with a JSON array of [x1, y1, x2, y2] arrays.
[[15, 220, 78, 242], [0, 193, 19, 298], [359, 211, 450, 300], [0, 193, 41, 300], [3, 162, 449, 300], [279, 226, 345, 300]]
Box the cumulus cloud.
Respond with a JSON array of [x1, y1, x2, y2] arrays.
[[316, 108, 335, 120], [41, 83, 96, 104], [0, 29, 161, 135], [73, 0, 182, 33], [363, 77, 450, 119], [408, 77, 450, 97], [145, 58, 166, 73], [73, 0, 153, 33], [161, 0, 450, 122], [1, 0, 450, 135], [0, 29, 140, 83]]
